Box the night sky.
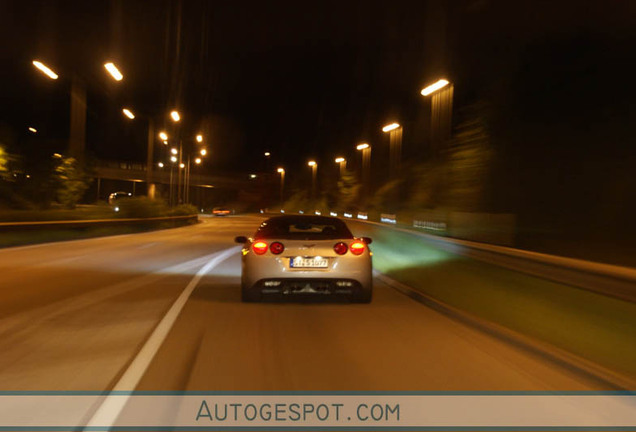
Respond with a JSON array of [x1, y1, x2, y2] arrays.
[[1, 0, 635, 216]]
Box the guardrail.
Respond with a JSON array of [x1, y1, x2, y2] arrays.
[[270, 209, 636, 303], [363, 218, 636, 303], [0, 215, 198, 232]]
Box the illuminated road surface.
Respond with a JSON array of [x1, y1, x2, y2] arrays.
[[0, 216, 607, 390]]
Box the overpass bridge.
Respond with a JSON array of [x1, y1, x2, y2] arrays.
[[92, 160, 275, 207]]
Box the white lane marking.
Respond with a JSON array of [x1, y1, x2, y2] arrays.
[[84, 246, 240, 429], [137, 242, 159, 249], [0, 250, 232, 339]]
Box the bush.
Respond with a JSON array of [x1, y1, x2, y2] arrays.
[[168, 204, 198, 216], [54, 157, 92, 209], [116, 197, 168, 218]]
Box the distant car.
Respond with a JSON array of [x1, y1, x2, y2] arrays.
[[108, 191, 132, 206], [212, 207, 231, 216], [235, 215, 372, 302]]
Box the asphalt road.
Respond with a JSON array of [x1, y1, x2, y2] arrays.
[[0, 215, 607, 391]]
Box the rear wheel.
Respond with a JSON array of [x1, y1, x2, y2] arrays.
[[241, 285, 261, 302], [353, 287, 372, 303]]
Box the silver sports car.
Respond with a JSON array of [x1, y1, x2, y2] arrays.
[[234, 215, 373, 302]]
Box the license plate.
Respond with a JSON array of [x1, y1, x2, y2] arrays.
[[290, 257, 328, 268]]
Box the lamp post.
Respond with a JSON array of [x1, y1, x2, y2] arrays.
[[33, 59, 124, 162], [277, 167, 285, 208], [382, 123, 402, 179], [188, 147, 207, 205], [169, 155, 177, 206], [420, 78, 453, 156], [121, 108, 159, 198], [180, 145, 207, 205], [335, 157, 346, 178], [356, 143, 371, 201], [308, 160, 317, 201]]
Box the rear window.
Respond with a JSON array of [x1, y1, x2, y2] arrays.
[[255, 217, 354, 240]]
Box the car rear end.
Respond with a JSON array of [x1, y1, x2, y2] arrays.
[[237, 216, 372, 302], [213, 207, 231, 216]]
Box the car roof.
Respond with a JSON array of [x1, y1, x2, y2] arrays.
[[263, 215, 345, 225]]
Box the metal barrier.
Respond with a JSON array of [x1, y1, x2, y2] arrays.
[[363, 219, 636, 303], [0, 215, 198, 232]]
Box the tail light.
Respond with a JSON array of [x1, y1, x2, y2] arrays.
[[270, 241, 285, 254], [333, 242, 348, 255], [350, 241, 366, 255], [252, 241, 268, 255]]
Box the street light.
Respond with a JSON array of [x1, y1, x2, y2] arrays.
[[200, 149, 207, 156], [382, 122, 400, 132], [420, 79, 449, 96], [308, 160, 318, 201], [171, 148, 178, 155], [382, 123, 402, 178], [335, 157, 346, 178], [28, 127, 37, 133], [32, 59, 87, 161], [158, 162, 164, 168], [179, 163, 185, 169], [195, 158, 202, 164], [159, 131, 168, 141], [32, 60, 58, 80], [170, 110, 180, 122], [196, 134, 203, 143], [356, 143, 372, 201], [104, 62, 123, 81], [169, 156, 178, 206], [277, 167, 285, 207], [122, 108, 135, 119], [420, 78, 454, 156], [264, 152, 271, 157]]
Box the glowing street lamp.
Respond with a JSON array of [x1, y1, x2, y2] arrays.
[[334, 157, 346, 178], [200, 149, 207, 156], [420, 78, 454, 155], [159, 131, 168, 141], [104, 62, 123, 81], [195, 157, 202, 164], [170, 156, 178, 163], [382, 123, 400, 132], [308, 160, 318, 200], [382, 123, 402, 178], [264, 152, 271, 157], [171, 148, 178, 155], [420, 79, 449, 96], [158, 162, 164, 168], [356, 143, 372, 201], [32, 60, 58, 80], [170, 110, 180, 122], [122, 108, 135, 119], [179, 163, 185, 169], [28, 127, 37, 133], [277, 167, 285, 207], [196, 134, 203, 143]]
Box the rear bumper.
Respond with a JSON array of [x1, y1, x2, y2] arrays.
[[246, 277, 368, 296]]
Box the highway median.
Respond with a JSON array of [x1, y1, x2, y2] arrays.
[[345, 219, 636, 387], [0, 199, 199, 248]]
